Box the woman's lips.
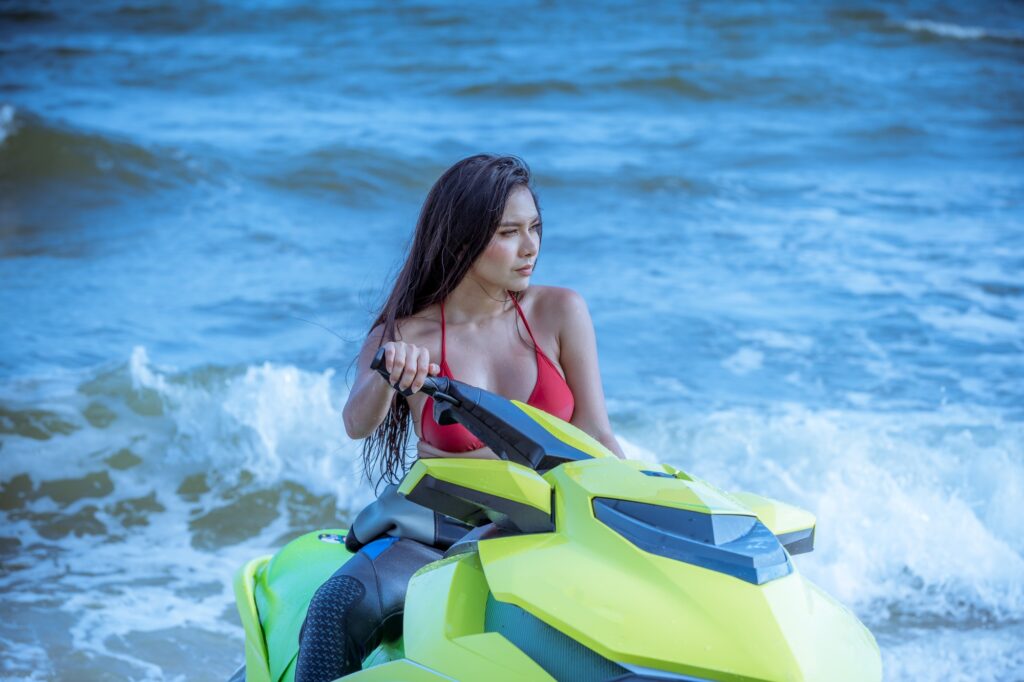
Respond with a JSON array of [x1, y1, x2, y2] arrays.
[[515, 265, 533, 275]]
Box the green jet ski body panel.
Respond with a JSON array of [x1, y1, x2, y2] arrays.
[[232, 375, 880, 681]]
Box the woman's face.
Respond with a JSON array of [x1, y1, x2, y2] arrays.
[[469, 186, 541, 293]]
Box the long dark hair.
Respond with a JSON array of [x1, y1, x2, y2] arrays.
[[362, 154, 540, 486]]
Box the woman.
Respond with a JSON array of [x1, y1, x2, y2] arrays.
[[296, 154, 622, 682], [344, 153, 623, 474]]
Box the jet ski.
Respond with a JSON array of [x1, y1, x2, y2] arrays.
[[230, 349, 882, 681]]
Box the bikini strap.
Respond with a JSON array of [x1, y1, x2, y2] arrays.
[[509, 294, 541, 349]]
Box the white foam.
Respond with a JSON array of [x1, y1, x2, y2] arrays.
[[722, 347, 764, 375], [0, 635, 53, 680], [905, 19, 987, 40], [0, 465, 287, 680], [618, 435, 660, 465], [632, 404, 1024, 626], [881, 624, 1024, 682], [4, 348, 1023, 680], [0, 347, 374, 677], [739, 329, 814, 353], [915, 305, 1024, 344], [127, 346, 373, 510], [901, 19, 1024, 43]]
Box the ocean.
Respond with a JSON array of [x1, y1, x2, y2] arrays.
[[1, 1, 1022, 679]]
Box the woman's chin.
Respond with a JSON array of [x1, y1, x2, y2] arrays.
[[507, 278, 530, 292]]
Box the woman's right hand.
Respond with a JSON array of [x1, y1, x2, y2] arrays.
[[380, 341, 440, 394]]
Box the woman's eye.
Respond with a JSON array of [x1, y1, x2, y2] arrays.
[[500, 230, 516, 237], [529, 224, 540, 232]]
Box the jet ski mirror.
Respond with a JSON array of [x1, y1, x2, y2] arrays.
[[371, 348, 614, 470]]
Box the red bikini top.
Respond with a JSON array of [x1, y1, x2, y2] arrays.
[[420, 295, 575, 453]]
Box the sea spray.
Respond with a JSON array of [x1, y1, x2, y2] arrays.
[[631, 405, 1024, 626]]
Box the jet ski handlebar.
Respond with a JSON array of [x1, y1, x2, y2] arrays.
[[370, 348, 600, 470], [371, 347, 457, 404]]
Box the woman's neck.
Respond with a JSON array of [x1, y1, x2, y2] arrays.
[[444, 276, 516, 325]]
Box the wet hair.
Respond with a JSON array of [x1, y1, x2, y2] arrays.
[[362, 154, 540, 487]]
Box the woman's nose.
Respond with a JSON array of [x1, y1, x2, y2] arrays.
[[520, 232, 538, 257]]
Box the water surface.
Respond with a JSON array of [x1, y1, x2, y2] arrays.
[[2, 1, 1023, 680]]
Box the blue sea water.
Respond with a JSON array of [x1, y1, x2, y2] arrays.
[[1, 1, 1023, 679]]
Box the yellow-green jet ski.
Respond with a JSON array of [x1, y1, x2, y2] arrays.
[[230, 351, 882, 681]]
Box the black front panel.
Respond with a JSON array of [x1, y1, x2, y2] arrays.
[[593, 498, 793, 585]]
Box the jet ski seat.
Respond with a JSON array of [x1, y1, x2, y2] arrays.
[[295, 484, 472, 682], [343, 483, 472, 553]]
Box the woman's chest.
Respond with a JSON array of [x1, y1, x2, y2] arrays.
[[407, 324, 547, 424]]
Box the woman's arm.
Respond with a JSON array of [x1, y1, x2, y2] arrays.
[[343, 326, 393, 439], [342, 325, 439, 439], [553, 289, 626, 458]]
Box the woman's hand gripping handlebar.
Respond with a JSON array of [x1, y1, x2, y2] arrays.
[[371, 347, 458, 405]]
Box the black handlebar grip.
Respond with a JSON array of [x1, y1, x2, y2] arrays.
[[371, 347, 444, 397], [370, 347, 390, 378]]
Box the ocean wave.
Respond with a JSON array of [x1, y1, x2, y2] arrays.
[[3, 348, 1023, 677], [263, 137, 726, 201], [0, 105, 199, 192], [125, 346, 364, 498], [452, 79, 583, 98], [880, 624, 1024, 682], [6, 348, 1021, 628], [450, 72, 717, 101], [0, 349, 365, 678], [260, 144, 435, 203], [630, 404, 1024, 627], [0, 346, 369, 515], [833, 9, 1024, 47], [899, 19, 1024, 44]]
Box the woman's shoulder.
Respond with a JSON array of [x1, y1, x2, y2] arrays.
[[394, 304, 442, 344], [525, 285, 587, 316], [364, 305, 441, 346], [524, 286, 589, 336]]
